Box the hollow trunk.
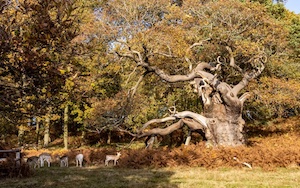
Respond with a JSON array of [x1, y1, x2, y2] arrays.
[[203, 95, 245, 146]]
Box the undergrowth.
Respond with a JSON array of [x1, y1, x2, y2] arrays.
[[16, 116, 300, 171]]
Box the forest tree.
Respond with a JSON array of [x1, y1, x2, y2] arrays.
[[99, 0, 289, 146]]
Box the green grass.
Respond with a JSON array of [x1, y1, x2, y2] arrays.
[[1, 166, 299, 188]]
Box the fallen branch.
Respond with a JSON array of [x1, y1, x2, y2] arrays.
[[233, 157, 252, 169]]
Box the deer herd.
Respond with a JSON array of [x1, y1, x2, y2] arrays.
[[25, 152, 121, 169]]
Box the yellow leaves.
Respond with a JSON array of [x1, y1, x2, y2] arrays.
[[257, 77, 300, 108], [90, 82, 96, 88], [59, 69, 66, 75], [6, 53, 13, 59], [234, 40, 261, 56], [41, 87, 47, 93], [165, 3, 184, 19], [41, 48, 47, 53], [51, 114, 61, 121], [26, 103, 34, 109], [65, 79, 75, 91]]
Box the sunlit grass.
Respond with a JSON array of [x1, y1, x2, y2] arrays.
[[1, 166, 299, 188]]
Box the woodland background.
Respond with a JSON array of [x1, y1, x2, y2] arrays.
[[0, 0, 300, 170]]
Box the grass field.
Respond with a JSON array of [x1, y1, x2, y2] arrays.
[[1, 166, 299, 188]]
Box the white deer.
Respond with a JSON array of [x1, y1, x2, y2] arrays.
[[26, 156, 39, 168], [105, 152, 121, 166], [38, 153, 51, 167], [75, 153, 84, 167], [56, 155, 68, 167]]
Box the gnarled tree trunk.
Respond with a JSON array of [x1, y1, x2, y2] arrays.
[[117, 43, 265, 147], [203, 95, 245, 146]]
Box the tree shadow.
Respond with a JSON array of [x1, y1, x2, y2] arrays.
[[0, 166, 178, 188]]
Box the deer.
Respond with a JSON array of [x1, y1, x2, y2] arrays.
[[75, 153, 84, 167], [38, 153, 51, 167], [26, 156, 39, 168], [105, 152, 121, 166], [56, 155, 68, 167]]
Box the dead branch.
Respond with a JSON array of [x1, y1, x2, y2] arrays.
[[128, 72, 147, 98], [138, 120, 184, 138], [233, 157, 252, 169], [125, 66, 138, 85], [115, 127, 137, 137], [185, 38, 211, 70], [173, 111, 208, 128], [168, 106, 177, 115], [138, 116, 177, 134], [225, 46, 243, 73], [182, 118, 205, 131], [239, 92, 251, 104], [232, 62, 264, 96]]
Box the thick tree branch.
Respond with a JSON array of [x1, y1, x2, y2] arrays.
[[138, 120, 184, 137], [173, 111, 208, 128], [138, 117, 207, 139], [115, 42, 219, 83], [232, 63, 265, 96], [182, 118, 205, 130], [239, 92, 251, 105], [137, 110, 208, 138], [115, 42, 260, 108], [138, 116, 177, 134]]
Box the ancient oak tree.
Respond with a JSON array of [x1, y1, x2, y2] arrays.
[[100, 0, 287, 146]]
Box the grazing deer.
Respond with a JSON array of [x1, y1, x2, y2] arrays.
[[38, 153, 51, 167], [75, 153, 83, 167], [26, 156, 39, 168], [105, 152, 121, 166], [56, 155, 68, 167]]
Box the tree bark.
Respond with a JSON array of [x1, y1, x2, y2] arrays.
[[203, 95, 245, 146], [36, 117, 41, 149], [44, 115, 50, 147], [17, 126, 25, 147], [107, 130, 111, 145], [81, 118, 87, 146], [184, 130, 192, 146], [63, 104, 69, 150]]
